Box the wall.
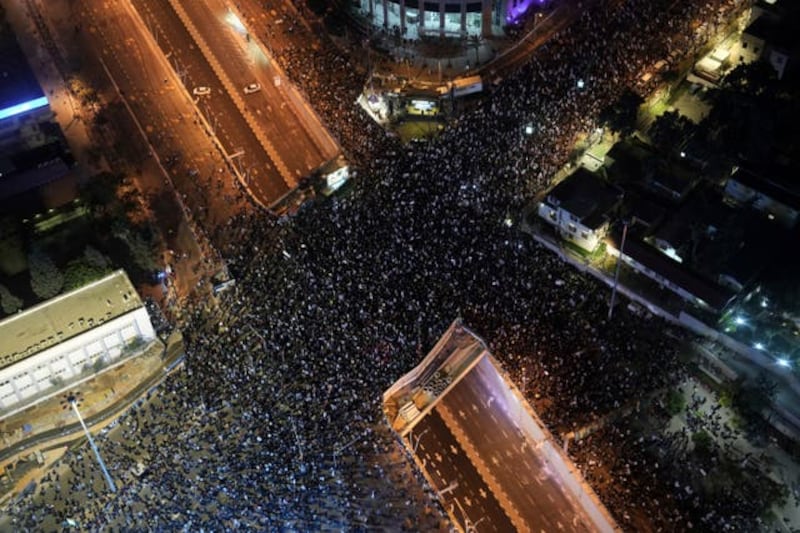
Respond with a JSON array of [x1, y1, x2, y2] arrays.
[[0, 307, 155, 411]]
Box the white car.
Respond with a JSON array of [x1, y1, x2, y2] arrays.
[[193, 86, 211, 96], [243, 83, 261, 95]]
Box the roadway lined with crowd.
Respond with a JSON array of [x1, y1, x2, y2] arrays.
[[2, 0, 751, 530]]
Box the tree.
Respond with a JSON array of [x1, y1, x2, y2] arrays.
[[125, 230, 158, 271], [80, 171, 124, 217], [28, 248, 63, 300], [0, 284, 23, 314], [721, 60, 779, 98], [63, 258, 109, 291], [93, 357, 108, 373], [665, 389, 686, 416], [83, 245, 110, 270], [691, 430, 713, 455], [649, 110, 696, 154], [599, 89, 645, 137]]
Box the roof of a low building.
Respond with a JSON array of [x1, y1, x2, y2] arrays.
[[727, 167, 800, 211], [547, 168, 623, 229], [623, 192, 667, 230], [606, 230, 736, 312], [0, 270, 143, 370], [744, 15, 797, 50], [652, 188, 733, 249], [0, 31, 46, 114]]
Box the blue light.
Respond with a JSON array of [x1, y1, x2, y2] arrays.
[[0, 96, 49, 120]]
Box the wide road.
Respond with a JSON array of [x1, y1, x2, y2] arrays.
[[62, 0, 245, 290], [128, 0, 289, 205], [412, 410, 515, 532], [176, 0, 339, 180], [439, 357, 594, 532]]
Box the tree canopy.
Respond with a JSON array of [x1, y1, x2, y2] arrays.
[[28, 248, 64, 300], [599, 89, 645, 136], [0, 284, 23, 315]]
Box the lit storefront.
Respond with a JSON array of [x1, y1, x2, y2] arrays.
[[357, 0, 543, 39]]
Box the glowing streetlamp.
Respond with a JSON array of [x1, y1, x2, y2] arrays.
[[411, 427, 430, 454]]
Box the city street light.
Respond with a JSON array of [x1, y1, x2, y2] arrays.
[[60, 392, 117, 493], [411, 427, 430, 454], [777, 358, 791, 368], [734, 316, 746, 325]]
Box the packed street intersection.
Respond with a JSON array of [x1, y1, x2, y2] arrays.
[[3, 0, 776, 531]]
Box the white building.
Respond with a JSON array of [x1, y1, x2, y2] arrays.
[[356, 0, 543, 39], [537, 168, 624, 252], [0, 270, 157, 417]]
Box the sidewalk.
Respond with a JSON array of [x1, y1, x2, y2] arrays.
[[3, 0, 107, 194], [668, 376, 800, 531]]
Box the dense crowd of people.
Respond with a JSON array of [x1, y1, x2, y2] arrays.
[[3, 0, 764, 530], [569, 377, 788, 532]]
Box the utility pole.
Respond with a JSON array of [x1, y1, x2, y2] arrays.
[[608, 221, 629, 320], [63, 393, 117, 493]]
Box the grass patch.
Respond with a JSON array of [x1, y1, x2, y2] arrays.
[[560, 238, 591, 258]]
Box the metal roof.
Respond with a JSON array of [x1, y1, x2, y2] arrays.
[[0, 270, 143, 370]]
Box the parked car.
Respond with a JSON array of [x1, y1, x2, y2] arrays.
[[243, 83, 261, 95], [192, 86, 211, 96]]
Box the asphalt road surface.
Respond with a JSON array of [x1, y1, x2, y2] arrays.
[[128, 0, 289, 204], [176, 0, 338, 180], [438, 357, 594, 532], [413, 410, 515, 532]]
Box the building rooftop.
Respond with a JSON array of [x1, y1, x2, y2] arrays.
[[607, 230, 736, 312], [623, 192, 667, 231], [652, 188, 734, 254], [728, 166, 800, 211], [605, 140, 698, 202], [547, 168, 623, 229], [0, 146, 73, 200], [745, 15, 797, 51], [604, 140, 657, 184], [0, 270, 143, 370], [0, 31, 46, 118]]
